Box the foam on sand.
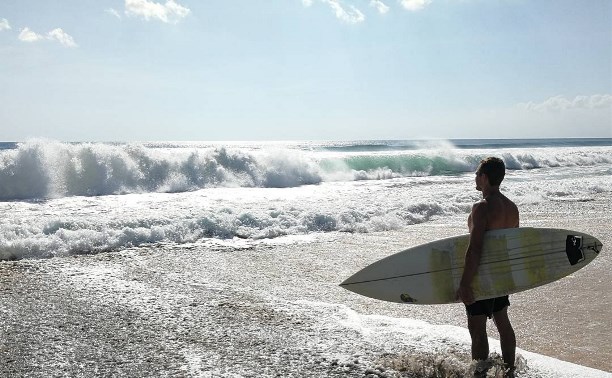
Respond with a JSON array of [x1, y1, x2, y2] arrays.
[[292, 300, 612, 378]]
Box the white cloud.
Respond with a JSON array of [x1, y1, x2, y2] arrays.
[[125, 0, 191, 23], [106, 8, 122, 19], [47, 28, 78, 48], [18, 27, 77, 47], [400, 0, 432, 12], [304, 0, 365, 24], [18, 27, 46, 42], [370, 0, 390, 14], [518, 94, 612, 112], [0, 18, 11, 31], [326, 0, 365, 23]]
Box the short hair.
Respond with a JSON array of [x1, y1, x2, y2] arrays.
[[477, 157, 505, 186]]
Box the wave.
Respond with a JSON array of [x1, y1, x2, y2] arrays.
[[1, 140, 611, 201], [0, 141, 322, 201], [316, 138, 612, 151], [0, 201, 449, 260]]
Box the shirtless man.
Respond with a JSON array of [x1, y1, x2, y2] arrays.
[[456, 157, 519, 374]]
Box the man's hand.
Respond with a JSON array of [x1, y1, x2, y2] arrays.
[[456, 285, 475, 305]]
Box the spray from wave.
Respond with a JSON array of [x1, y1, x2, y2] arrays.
[[1, 140, 611, 201], [0, 141, 322, 201]]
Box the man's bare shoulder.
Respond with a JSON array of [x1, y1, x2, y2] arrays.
[[471, 200, 489, 217]]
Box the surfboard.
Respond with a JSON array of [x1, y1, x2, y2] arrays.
[[340, 227, 603, 304]]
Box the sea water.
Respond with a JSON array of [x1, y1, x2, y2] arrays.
[[1, 138, 611, 259], [1, 139, 611, 377]]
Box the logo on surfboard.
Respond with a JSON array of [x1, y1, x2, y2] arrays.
[[566, 235, 585, 266]]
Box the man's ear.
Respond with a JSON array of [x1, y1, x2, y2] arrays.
[[481, 173, 489, 185]]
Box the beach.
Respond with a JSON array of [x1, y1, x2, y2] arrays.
[[1, 196, 611, 377], [3, 0, 611, 374], [1, 140, 611, 377]]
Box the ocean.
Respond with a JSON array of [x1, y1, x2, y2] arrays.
[[1, 138, 611, 377]]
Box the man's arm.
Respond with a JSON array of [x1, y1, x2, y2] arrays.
[[457, 202, 487, 305]]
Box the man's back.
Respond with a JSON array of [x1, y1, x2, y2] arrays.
[[469, 193, 519, 233]]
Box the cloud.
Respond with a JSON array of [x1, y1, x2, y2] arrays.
[[303, 0, 365, 24], [400, 0, 432, 11], [106, 8, 122, 19], [370, 0, 390, 14], [517, 94, 612, 112], [47, 28, 78, 47], [0, 18, 11, 31], [18, 27, 77, 47], [326, 0, 365, 23], [125, 0, 191, 23], [18, 27, 46, 42]]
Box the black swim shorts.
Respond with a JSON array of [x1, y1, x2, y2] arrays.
[[465, 295, 510, 319]]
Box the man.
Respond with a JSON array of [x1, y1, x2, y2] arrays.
[[456, 157, 519, 375]]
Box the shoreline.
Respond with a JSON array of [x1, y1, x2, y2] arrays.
[[1, 221, 610, 376], [1, 191, 610, 375]]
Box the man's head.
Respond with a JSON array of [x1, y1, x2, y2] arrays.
[[476, 157, 505, 188]]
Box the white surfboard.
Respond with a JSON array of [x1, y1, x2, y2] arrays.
[[340, 228, 603, 304]]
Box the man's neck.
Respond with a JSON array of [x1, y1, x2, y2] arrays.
[[482, 187, 500, 198]]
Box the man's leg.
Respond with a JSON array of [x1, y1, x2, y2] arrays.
[[467, 314, 489, 361], [493, 306, 516, 369]]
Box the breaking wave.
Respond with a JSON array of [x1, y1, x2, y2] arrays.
[[1, 140, 611, 201]]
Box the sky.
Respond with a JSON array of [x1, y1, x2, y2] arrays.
[[0, 0, 611, 141]]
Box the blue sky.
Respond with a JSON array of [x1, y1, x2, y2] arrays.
[[1, 0, 610, 141]]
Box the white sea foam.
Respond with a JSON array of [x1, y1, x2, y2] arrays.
[[290, 300, 612, 378], [1, 140, 611, 201], [1, 140, 611, 259], [0, 187, 452, 259]]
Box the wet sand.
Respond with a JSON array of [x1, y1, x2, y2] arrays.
[[0, 196, 610, 376]]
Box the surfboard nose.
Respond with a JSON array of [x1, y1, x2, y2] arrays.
[[339, 271, 361, 287], [593, 236, 603, 254]]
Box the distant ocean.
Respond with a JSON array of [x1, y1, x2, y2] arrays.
[[2, 138, 612, 377], [1, 138, 611, 259]]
